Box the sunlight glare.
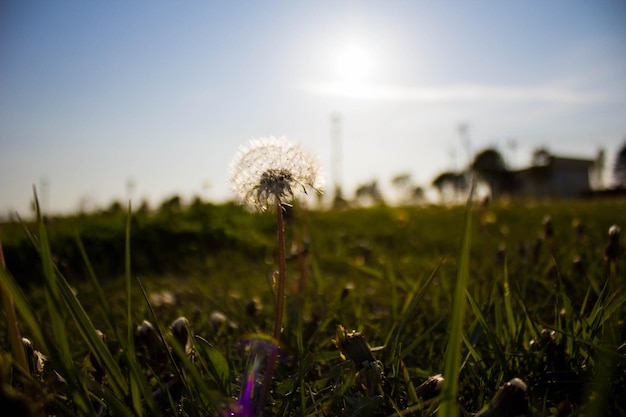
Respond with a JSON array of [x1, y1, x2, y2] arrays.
[[334, 43, 373, 83]]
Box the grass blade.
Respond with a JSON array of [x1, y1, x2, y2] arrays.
[[465, 291, 507, 369], [124, 204, 149, 416], [438, 185, 473, 417], [0, 237, 29, 374], [502, 258, 517, 339]]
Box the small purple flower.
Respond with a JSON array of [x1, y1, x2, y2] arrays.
[[226, 336, 279, 417], [227, 366, 256, 417]]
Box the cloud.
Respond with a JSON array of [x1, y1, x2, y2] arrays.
[[299, 80, 610, 104]]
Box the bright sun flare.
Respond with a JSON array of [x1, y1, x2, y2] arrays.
[[334, 43, 373, 83]]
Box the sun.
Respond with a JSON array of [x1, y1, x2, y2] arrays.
[[334, 43, 373, 83]]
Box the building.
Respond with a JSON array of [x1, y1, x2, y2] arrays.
[[513, 155, 594, 199]]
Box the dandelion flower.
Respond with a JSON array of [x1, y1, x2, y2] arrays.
[[230, 137, 324, 211]]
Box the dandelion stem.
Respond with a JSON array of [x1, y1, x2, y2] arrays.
[[259, 203, 288, 415], [259, 349, 277, 416], [274, 204, 287, 341]]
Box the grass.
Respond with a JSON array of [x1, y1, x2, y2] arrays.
[[0, 197, 625, 416]]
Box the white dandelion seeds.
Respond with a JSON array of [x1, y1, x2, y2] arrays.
[[230, 137, 324, 211]]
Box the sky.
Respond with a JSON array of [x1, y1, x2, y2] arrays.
[[1, 0, 625, 215]]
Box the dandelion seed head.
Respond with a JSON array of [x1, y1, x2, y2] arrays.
[[230, 137, 324, 211]]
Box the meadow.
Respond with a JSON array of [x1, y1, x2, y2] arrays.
[[0, 197, 625, 416]]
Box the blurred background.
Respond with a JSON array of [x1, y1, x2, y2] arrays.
[[1, 0, 625, 216]]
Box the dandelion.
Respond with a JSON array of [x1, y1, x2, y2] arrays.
[[230, 137, 323, 211], [229, 136, 324, 413]]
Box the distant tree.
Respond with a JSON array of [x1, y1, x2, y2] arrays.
[[432, 171, 453, 193], [77, 196, 95, 214], [531, 147, 552, 167], [159, 195, 182, 212], [391, 173, 411, 188], [190, 195, 203, 207], [471, 148, 514, 198], [591, 148, 605, 189], [432, 171, 467, 202], [354, 180, 384, 206], [391, 173, 413, 205], [528, 147, 553, 190], [332, 185, 349, 209], [157, 195, 182, 226], [472, 148, 507, 172], [614, 140, 626, 187], [104, 201, 124, 215], [410, 186, 425, 204], [137, 199, 151, 215]]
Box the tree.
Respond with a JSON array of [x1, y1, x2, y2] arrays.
[[528, 147, 553, 190], [531, 147, 551, 167], [472, 148, 507, 172], [158, 195, 183, 225], [614, 140, 626, 187], [411, 186, 425, 203], [104, 200, 124, 215], [591, 148, 605, 189], [354, 180, 384, 206], [159, 195, 182, 212], [432, 171, 468, 203], [471, 148, 514, 199], [391, 173, 413, 205], [391, 173, 411, 189], [332, 185, 349, 209]]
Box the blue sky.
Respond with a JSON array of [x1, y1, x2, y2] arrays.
[[1, 1, 625, 214]]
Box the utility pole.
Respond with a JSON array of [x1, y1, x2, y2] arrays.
[[458, 122, 472, 170], [506, 137, 517, 168], [126, 178, 136, 206], [457, 123, 472, 202], [40, 177, 50, 215], [331, 113, 343, 206]]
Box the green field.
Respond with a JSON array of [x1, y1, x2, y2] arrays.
[[1, 199, 625, 416]]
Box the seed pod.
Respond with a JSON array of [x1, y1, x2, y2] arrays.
[[332, 324, 384, 396], [333, 324, 375, 365], [572, 256, 585, 280], [496, 243, 506, 265], [136, 320, 167, 362], [341, 282, 356, 301], [604, 224, 621, 261], [572, 218, 585, 241], [245, 297, 263, 318], [415, 374, 444, 401], [21, 337, 36, 375], [210, 311, 238, 333], [543, 215, 554, 239], [532, 237, 543, 263], [21, 337, 45, 376], [530, 328, 556, 351], [137, 320, 159, 347], [88, 330, 107, 384], [170, 316, 190, 353], [478, 378, 528, 417]]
